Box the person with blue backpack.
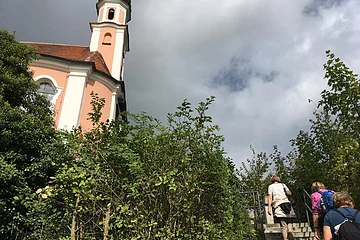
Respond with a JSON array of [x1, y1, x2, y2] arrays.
[[311, 182, 335, 239], [323, 192, 360, 240]]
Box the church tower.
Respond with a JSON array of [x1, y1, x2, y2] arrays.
[[25, 0, 131, 131], [89, 0, 131, 81]]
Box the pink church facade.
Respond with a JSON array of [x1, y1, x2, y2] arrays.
[[26, 0, 131, 131]]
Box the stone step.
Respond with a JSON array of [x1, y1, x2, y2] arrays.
[[265, 223, 311, 227], [264, 228, 313, 234], [294, 231, 314, 238], [264, 223, 315, 240], [264, 224, 312, 232], [264, 232, 314, 240], [293, 223, 310, 228]]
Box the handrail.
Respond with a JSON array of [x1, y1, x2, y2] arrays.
[[238, 191, 264, 232], [303, 188, 311, 198], [302, 189, 312, 212], [302, 188, 313, 226]]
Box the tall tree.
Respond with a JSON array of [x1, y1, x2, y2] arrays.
[[291, 51, 360, 202], [34, 96, 257, 240], [238, 146, 270, 194], [0, 29, 69, 239]]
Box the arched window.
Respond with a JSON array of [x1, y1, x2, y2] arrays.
[[102, 33, 112, 45], [38, 82, 56, 101], [108, 8, 115, 20], [34, 75, 62, 105]]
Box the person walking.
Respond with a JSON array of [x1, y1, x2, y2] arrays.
[[268, 176, 295, 240], [311, 182, 335, 239], [323, 192, 360, 240]]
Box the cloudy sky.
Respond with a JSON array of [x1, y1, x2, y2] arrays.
[[1, 0, 359, 168]]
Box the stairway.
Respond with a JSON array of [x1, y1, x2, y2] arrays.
[[264, 222, 314, 240], [261, 194, 315, 240]]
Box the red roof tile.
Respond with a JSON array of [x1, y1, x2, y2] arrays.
[[24, 42, 111, 76]]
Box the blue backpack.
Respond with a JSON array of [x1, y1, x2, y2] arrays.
[[316, 190, 335, 213]]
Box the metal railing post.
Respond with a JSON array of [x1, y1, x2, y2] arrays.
[[303, 190, 310, 225], [238, 191, 266, 229], [302, 189, 313, 226]]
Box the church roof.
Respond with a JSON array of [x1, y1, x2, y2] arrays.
[[24, 42, 111, 76]]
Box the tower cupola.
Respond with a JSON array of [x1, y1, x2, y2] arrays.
[[96, 0, 131, 25]]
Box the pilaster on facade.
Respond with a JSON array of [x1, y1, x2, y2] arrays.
[[109, 91, 118, 121], [111, 28, 126, 80], [57, 67, 91, 131], [90, 28, 101, 52]]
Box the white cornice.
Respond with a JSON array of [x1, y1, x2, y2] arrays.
[[31, 57, 94, 77], [90, 71, 121, 93], [31, 56, 121, 87], [69, 64, 92, 77], [31, 57, 70, 73], [90, 22, 127, 31]]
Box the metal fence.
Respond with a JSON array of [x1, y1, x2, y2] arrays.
[[239, 191, 265, 231]]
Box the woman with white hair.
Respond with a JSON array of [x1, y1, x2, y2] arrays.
[[268, 176, 295, 240]]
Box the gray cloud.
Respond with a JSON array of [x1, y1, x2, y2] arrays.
[[211, 57, 252, 92], [303, 0, 345, 17], [1, 0, 360, 168], [0, 0, 95, 45], [210, 56, 280, 92]]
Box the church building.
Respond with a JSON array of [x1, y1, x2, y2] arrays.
[[25, 0, 131, 131]]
